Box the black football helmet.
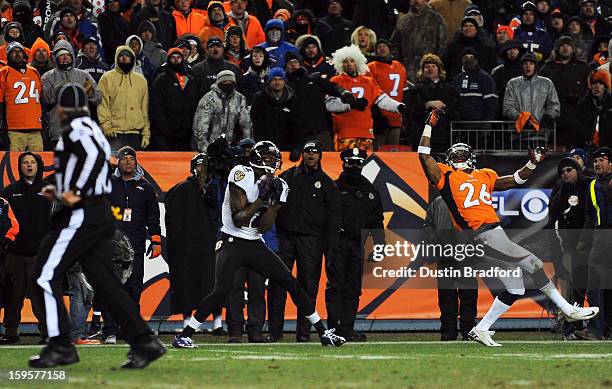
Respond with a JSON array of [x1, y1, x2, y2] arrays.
[[445, 143, 476, 170], [250, 141, 282, 173]]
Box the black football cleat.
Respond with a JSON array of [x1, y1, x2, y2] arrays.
[[121, 336, 166, 369], [345, 330, 367, 342], [29, 343, 79, 368]]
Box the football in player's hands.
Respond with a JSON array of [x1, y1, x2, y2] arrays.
[[257, 174, 276, 201], [426, 108, 444, 127], [529, 147, 546, 164], [351, 98, 369, 111]]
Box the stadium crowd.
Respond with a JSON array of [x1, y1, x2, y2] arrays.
[[0, 0, 610, 347]]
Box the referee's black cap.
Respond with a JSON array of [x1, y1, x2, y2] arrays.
[[57, 83, 87, 109]]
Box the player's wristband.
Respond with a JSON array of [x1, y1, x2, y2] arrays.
[[417, 146, 431, 155], [422, 124, 432, 138], [514, 170, 527, 185], [526, 161, 536, 170]]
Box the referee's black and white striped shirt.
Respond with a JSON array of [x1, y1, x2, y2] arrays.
[[55, 116, 112, 197]]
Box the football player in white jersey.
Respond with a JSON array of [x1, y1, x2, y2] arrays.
[[173, 141, 346, 348]]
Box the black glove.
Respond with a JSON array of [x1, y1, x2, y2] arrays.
[[340, 91, 356, 105], [351, 97, 369, 111], [397, 103, 409, 115], [268, 177, 285, 205], [540, 114, 555, 129]]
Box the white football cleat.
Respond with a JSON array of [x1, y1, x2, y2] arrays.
[[563, 304, 599, 322], [468, 328, 502, 347]]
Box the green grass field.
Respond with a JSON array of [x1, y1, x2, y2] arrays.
[[0, 333, 611, 388]]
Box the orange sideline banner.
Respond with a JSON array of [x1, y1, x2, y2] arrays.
[[0, 152, 553, 323]]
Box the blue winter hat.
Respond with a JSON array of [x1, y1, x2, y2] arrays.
[[569, 147, 587, 162], [269, 67, 287, 81]]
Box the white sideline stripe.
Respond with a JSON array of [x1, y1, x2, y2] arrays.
[[37, 209, 84, 338], [3, 340, 612, 349]]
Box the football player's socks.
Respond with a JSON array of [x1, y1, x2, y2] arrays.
[[475, 297, 511, 331], [50, 334, 71, 348], [213, 314, 223, 330], [183, 316, 191, 329], [181, 317, 202, 338], [540, 281, 575, 316], [305, 312, 326, 336]]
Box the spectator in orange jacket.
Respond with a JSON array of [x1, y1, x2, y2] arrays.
[[173, 0, 206, 38], [199, 1, 232, 51], [227, 0, 265, 49]]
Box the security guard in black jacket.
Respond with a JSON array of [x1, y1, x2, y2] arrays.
[[325, 148, 384, 342], [268, 140, 341, 342]]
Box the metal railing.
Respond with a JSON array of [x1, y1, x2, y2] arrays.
[[450, 121, 556, 152]]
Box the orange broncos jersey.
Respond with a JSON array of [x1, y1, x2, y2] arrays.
[[435, 163, 500, 230], [0, 65, 42, 130], [330, 73, 384, 140], [367, 59, 406, 127]]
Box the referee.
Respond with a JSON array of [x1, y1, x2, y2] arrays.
[[29, 83, 165, 369]]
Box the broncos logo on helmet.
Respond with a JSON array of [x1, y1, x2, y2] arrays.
[[249, 141, 282, 173], [446, 143, 476, 170]]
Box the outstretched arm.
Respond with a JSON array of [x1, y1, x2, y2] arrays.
[[494, 147, 546, 190], [418, 110, 443, 185]]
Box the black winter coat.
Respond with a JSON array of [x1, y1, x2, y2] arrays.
[[1, 153, 51, 256], [575, 92, 612, 148], [492, 58, 521, 119], [539, 59, 592, 128], [443, 34, 497, 80], [250, 85, 300, 151], [109, 170, 161, 254], [319, 15, 354, 56], [405, 79, 460, 151], [191, 58, 242, 97], [277, 163, 341, 249], [97, 10, 130, 67], [286, 67, 345, 142], [336, 172, 384, 243], [150, 66, 201, 151], [164, 175, 216, 314], [131, 5, 176, 51]]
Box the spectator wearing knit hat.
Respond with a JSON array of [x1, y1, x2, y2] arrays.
[[429, 0, 473, 44], [295, 34, 334, 78], [97, 0, 130, 66], [193, 69, 251, 152], [41, 39, 101, 145], [198, 1, 231, 49], [224, 25, 248, 67], [29, 37, 53, 76], [43, 0, 100, 50], [405, 53, 459, 151], [319, 0, 353, 56], [238, 45, 276, 104], [138, 20, 168, 70], [575, 70, 612, 148], [150, 47, 201, 150], [192, 36, 242, 96], [131, 0, 177, 51], [390, 0, 447, 83], [492, 40, 524, 118], [443, 16, 496, 80], [512, 1, 553, 61], [0, 22, 31, 64], [540, 35, 592, 148], [250, 67, 300, 150]]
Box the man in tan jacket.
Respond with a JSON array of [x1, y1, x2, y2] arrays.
[[98, 46, 150, 151]]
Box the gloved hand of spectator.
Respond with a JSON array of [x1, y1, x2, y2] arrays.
[[340, 91, 356, 105], [397, 103, 409, 115], [141, 134, 150, 149], [147, 235, 162, 258], [351, 98, 369, 111]]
